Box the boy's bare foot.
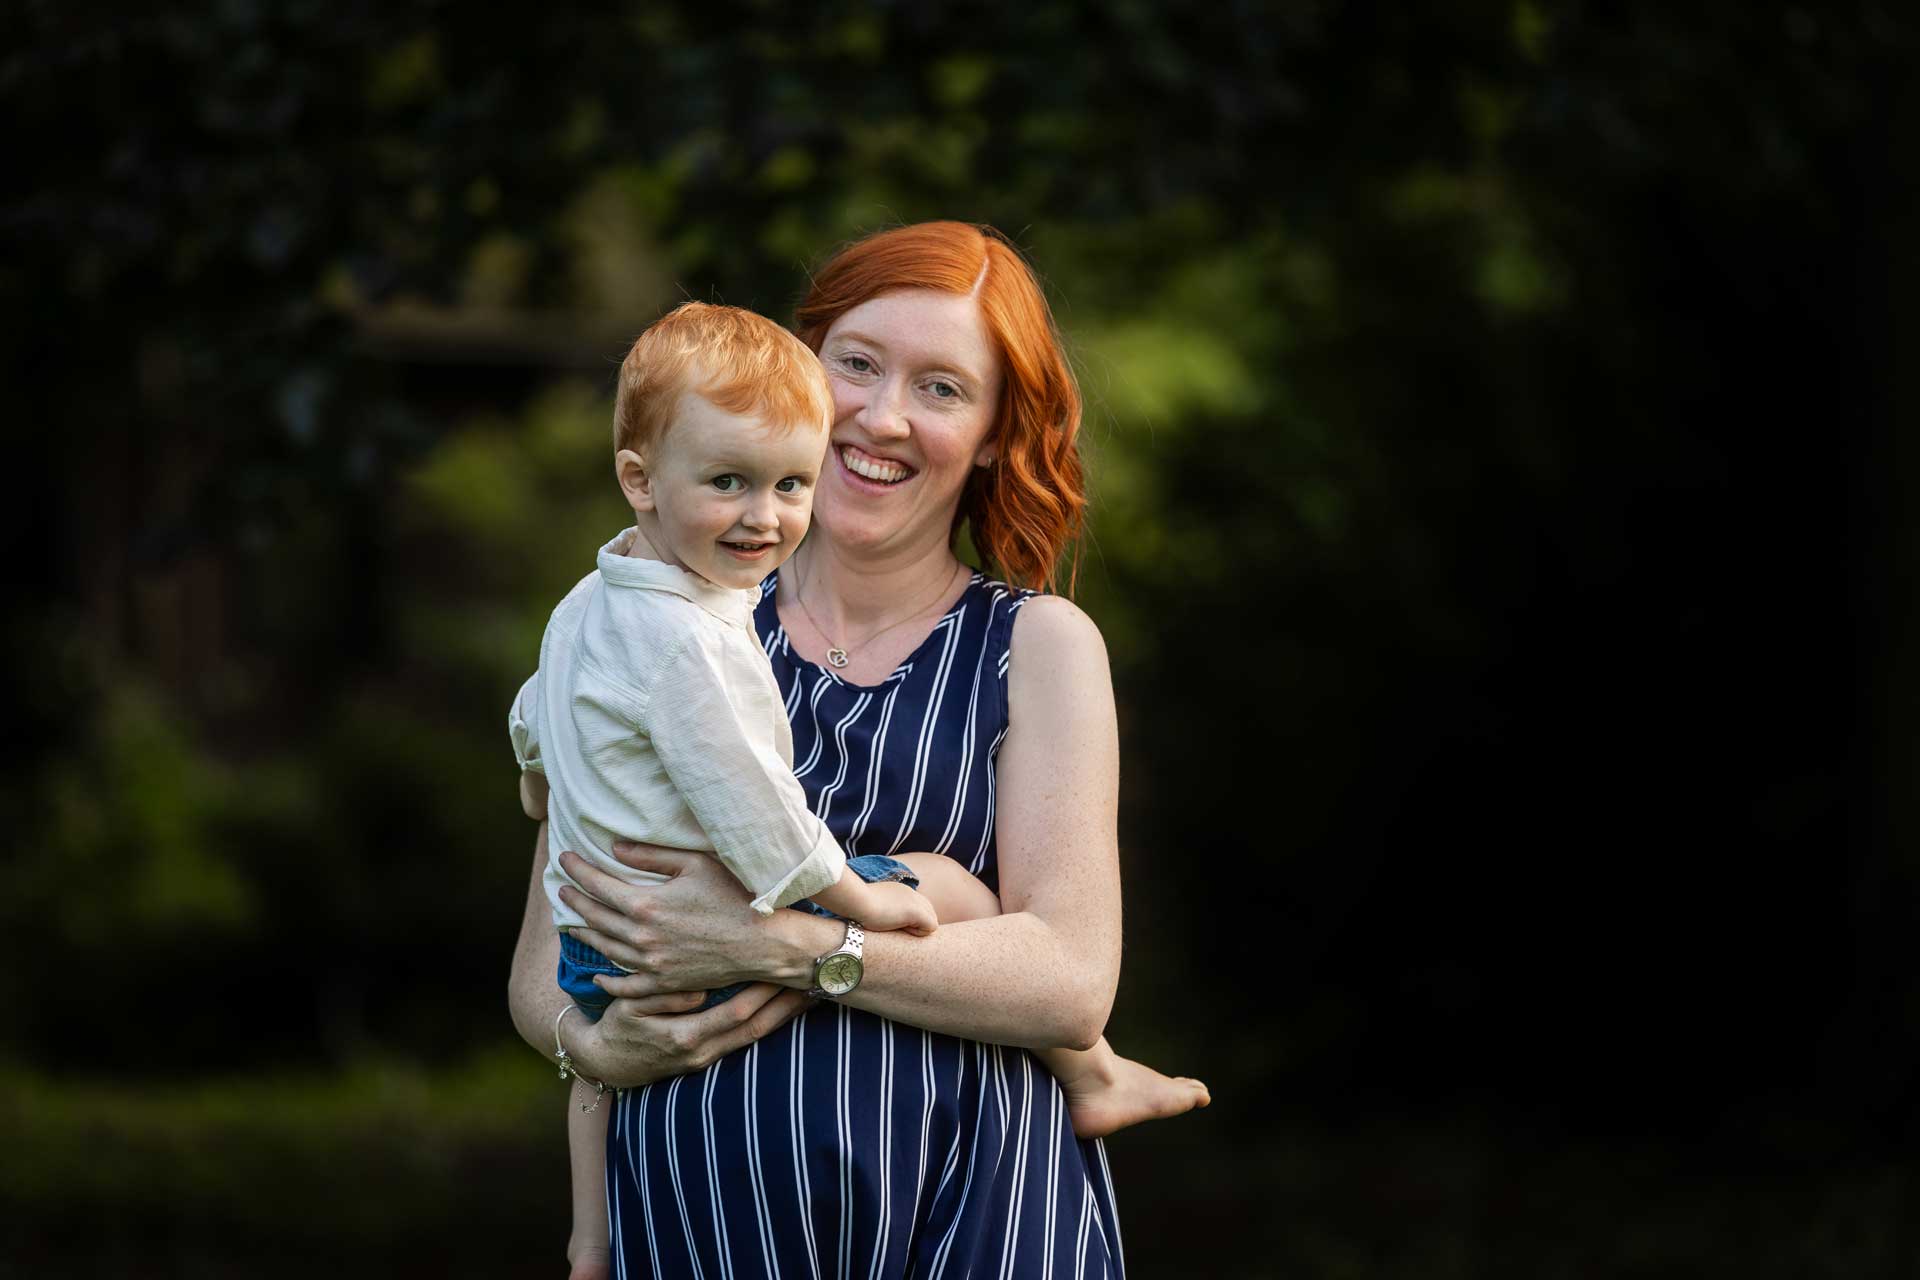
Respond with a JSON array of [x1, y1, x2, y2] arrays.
[[1045, 1039, 1210, 1140], [568, 1243, 612, 1280]]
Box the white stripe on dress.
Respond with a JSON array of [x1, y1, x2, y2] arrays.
[[865, 1017, 897, 1279], [744, 1043, 781, 1280], [815, 692, 873, 826], [1042, 1077, 1063, 1275], [997, 1052, 1036, 1279], [884, 608, 964, 856], [789, 1014, 823, 1280], [845, 678, 904, 854], [701, 1066, 736, 1280], [793, 672, 834, 780], [932, 621, 988, 856], [663, 1076, 709, 1280]]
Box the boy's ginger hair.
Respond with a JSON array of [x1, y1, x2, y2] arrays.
[[614, 301, 834, 457]]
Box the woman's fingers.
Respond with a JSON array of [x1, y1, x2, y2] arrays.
[[560, 892, 648, 959], [594, 983, 809, 1077], [557, 849, 644, 911], [591, 968, 682, 1000], [563, 930, 655, 987], [609, 839, 703, 879], [676, 986, 810, 1070], [597, 988, 707, 1015]]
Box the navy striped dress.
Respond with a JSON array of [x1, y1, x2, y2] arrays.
[[605, 570, 1125, 1279]]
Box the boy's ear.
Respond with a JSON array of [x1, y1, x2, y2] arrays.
[[615, 448, 654, 511]]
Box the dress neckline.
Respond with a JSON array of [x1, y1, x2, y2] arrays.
[[760, 568, 984, 692]]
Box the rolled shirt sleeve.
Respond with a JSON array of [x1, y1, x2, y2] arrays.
[[643, 637, 847, 915], [508, 670, 544, 774]]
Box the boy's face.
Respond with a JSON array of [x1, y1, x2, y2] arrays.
[[621, 391, 828, 591]]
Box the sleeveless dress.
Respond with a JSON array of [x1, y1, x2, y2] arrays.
[[605, 570, 1126, 1280]]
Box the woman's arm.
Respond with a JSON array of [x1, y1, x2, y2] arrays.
[[849, 595, 1121, 1047], [565, 596, 1122, 1051], [507, 822, 812, 1085]]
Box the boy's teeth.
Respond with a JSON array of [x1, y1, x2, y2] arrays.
[[842, 446, 908, 483]]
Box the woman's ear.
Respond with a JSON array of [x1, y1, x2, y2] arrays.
[[615, 448, 654, 511]]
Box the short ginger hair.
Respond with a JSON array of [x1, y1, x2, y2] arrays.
[[795, 222, 1086, 595], [614, 301, 834, 457]]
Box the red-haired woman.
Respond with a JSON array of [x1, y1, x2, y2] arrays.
[[509, 222, 1205, 1278]]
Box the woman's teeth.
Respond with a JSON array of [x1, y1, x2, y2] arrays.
[[841, 446, 910, 484]]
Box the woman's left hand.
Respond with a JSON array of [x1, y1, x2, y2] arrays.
[[557, 843, 826, 997]]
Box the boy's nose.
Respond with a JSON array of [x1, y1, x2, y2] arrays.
[[741, 494, 778, 530]]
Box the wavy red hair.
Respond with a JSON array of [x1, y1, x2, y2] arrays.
[[794, 222, 1085, 595]]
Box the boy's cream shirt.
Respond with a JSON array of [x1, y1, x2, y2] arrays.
[[511, 528, 847, 930]]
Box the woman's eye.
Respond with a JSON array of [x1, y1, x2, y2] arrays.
[[928, 380, 959, 400], [711, 475, 744, 493], [843, 354, 875, 375]]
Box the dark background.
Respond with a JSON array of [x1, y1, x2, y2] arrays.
[[4, 2, 1914, 1275]]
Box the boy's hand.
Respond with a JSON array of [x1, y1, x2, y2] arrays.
[[851, 879, 939, 937]]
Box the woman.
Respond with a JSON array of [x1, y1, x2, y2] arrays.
[[509, 221, 1204, 1277]]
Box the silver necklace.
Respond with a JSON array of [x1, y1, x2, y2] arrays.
[[793, 558, 966, 670]]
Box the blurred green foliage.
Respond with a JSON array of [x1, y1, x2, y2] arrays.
[[4, 0, 1913, 1272]]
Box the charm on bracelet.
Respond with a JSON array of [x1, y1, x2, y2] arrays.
[[553, 1005, 610, 1113]]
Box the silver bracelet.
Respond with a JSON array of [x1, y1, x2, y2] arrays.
[[553, 1005, 609, 1113]]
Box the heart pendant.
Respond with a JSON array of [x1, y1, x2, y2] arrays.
[[826, 647, 850, 668]]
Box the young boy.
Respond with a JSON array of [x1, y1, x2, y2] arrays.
[[510, 302, 1205, 1279]]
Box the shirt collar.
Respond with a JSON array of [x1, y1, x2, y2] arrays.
[[596, 529, 759, 627]]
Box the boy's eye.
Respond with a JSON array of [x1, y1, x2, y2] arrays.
[[775, 476, 806, 493], [711, 475, 744, 492]]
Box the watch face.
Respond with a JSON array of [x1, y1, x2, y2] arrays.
[[818, 952, 862, 996]]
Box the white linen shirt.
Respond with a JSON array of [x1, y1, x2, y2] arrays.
[[510, 529, 847, 929]]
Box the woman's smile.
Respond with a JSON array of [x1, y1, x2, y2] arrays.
[[835, 442, 915, 487]]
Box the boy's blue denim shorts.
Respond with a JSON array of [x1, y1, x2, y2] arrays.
[[558, 853, 918, 1020]]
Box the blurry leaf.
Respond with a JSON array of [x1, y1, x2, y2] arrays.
[[366, 33, 442, 110], [13, 684, 254, 946]]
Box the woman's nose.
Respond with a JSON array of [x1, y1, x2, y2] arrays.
[[860, 381, 910, 439]]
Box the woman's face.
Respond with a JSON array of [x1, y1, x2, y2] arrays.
[[812, 289, 1003, 563]]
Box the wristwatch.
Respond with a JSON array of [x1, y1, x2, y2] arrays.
[[808, 920, 865, 999]]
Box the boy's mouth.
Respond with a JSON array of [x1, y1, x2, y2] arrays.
[[838, 444, 913, 486], [721, 540, 776, 558]]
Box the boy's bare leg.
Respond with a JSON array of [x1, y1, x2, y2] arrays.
[[894, 854, 1210, 1139], [566, 1081, 613, 1280]]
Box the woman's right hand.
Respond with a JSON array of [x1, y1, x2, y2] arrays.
[[572, 982, 811, 1087], [510, 821, 811, 1089]]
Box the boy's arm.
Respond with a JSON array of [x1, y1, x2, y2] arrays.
[[519, 771, 549, 822], [643, 637, 848, 915], [807, 866, 938, 935], [508, 670, 547, 820], [892, 852, 1000, 924]]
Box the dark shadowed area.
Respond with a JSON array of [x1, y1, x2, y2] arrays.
[[4, 2, 1915, 1275]]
